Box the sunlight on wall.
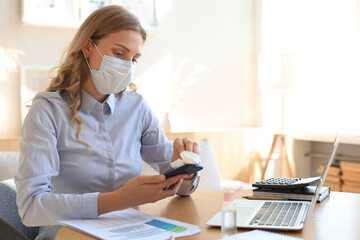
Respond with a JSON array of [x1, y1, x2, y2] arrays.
[[287, 53, 360, 132], [0, 96, 3, 136], [134, 54, 174, 120], [258, 54, 293, 133], [260, 0, 360, 133], [134, 53, 212, 131], [0, 48, 19, 81], [0, 47, 22, 136], [134, 0, 256, 131], [155, 0, 173, 22]]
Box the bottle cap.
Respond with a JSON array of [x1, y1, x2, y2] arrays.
[[224, 186, 243, 202], [224, 190, 235, 202]]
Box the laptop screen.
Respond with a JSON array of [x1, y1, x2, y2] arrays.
[[302, 133, 340, 227]]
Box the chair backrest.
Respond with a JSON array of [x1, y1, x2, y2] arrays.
[[0, 217, 28, 240], [0, 179, 39, 240], [141, 138, 222, 191], [196, 139, 222, 191], [0, 152, 20, 181]]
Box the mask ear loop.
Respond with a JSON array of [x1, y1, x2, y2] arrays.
[[92, 40, 104, 58], [82, 51, 92, 71], [83, 40, 104, 70]]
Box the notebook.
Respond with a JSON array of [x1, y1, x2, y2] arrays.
[[252, 186, 330, 202], [207, 133, 339, 231]]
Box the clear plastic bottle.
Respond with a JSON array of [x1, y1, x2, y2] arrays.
[[221, 190, 237, 238]]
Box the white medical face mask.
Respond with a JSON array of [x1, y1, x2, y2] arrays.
[[84, 41, 134, 95]]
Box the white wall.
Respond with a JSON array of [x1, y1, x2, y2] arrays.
[[0, 0, 258, 136], [0, 0, 77, 136], [137, 0, 258, 131]]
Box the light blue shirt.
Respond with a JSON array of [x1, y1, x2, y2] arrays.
[[15, 90, 199, 236]]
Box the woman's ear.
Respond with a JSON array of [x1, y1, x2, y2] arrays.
[[81, 39, 93, 57]]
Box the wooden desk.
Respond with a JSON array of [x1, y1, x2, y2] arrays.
[[56, 190, 360, 240]]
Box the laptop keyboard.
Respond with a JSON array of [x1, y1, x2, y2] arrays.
[[249, 202, 303, 227]]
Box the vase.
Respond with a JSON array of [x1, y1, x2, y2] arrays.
[[161, 112, 171, 132]]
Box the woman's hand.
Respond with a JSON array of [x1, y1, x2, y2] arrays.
[[98, 174, 186, 215], [171, 137, 200, 180]]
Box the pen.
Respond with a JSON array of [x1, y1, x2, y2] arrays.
[[242, 196, 288, 200]]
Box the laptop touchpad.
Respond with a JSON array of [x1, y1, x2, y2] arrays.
[[236, 200, 262, 224]]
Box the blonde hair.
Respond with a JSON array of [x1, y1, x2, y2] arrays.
[[47, 5, 146, 149]]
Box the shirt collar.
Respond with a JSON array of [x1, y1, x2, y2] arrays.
[[81, 90, 116, 115], [81, 90, 98, 114], [106, 93, 115, 114]]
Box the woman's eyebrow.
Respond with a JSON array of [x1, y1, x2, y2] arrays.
[[115, 43, 130, 52], [114, 43, 141, 56]]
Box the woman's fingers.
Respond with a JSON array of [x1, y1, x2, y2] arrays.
[[137, 175, 165, 184], [183, 137, 193, 152], [158, 179, 184, 199], [160, 174, 187, 189], [173, 137, 199, 155], [192, 141, 199, 155], [173, 138, 185, 154]]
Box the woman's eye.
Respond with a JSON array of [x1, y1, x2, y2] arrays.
[[132, 59, 138, 64], [115, 51, 122, 56]]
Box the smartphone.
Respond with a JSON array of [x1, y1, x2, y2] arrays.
[[164, 164, 203, 179]]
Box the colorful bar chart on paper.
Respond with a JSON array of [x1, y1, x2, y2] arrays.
[[145, 219, 187, 233]]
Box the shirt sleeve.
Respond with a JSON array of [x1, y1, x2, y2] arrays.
[[15, 96, 99, 227], [140, 101, 173, 174], [176, 172, 201, 197], [139, 100, 200, 196]]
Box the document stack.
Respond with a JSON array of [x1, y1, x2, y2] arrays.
[[317, 164, 341, 191], [252, 186, 330, 203], [340, 161, 360, 193]]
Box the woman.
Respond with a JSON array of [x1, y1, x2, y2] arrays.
[[15, 5, 200, 239]]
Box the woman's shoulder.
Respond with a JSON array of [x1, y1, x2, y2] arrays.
[[116, 91, 152, 111], [120, 91, 144, 99], [24, 91, 68, 128], [30, 91, 69, 111], [117, 91, 146, 105], [33, 91, 62, 101]]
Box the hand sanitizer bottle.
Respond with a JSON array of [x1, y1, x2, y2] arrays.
[[221, 190, 237, 238]]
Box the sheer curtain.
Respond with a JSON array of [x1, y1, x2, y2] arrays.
[[260, 0, 360, 133]]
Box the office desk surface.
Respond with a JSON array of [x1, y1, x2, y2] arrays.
[[56, 190, 360, 240]]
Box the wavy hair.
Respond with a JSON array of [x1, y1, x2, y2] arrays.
[[47, 5, 146, 149]]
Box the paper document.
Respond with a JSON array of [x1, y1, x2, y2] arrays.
[[59, 208, 200, 240]]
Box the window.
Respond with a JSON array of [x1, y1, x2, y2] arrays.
[[260, 0, 360, 132]]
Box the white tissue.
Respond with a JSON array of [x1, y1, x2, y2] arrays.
[[170, 151, 202, 169], [181, 151, 201, 164], [170, 159, 185, 169]]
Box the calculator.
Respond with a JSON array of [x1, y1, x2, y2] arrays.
[[252, 177, 320, 190]]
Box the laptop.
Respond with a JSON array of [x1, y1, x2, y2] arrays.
[[207, 133, 340, 231]]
